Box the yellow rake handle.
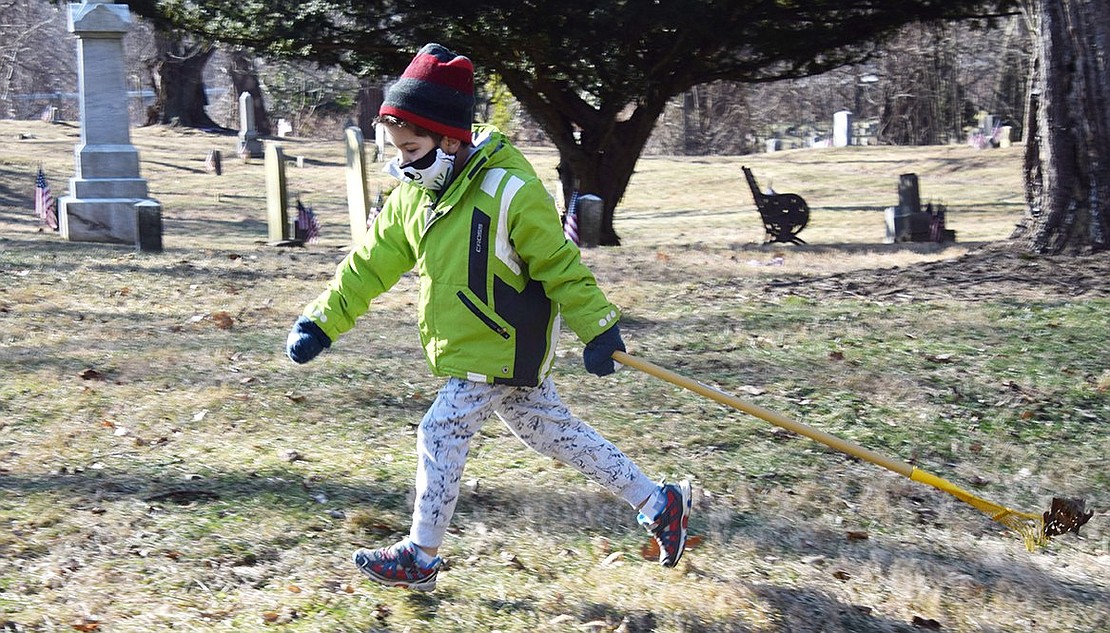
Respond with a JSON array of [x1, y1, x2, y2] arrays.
[[612, 351, 1045, 547]]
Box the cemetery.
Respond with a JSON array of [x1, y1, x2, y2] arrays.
[[0, 2, 1107, 632]]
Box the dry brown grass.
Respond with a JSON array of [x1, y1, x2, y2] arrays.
[[1, 120, 1106, 633]]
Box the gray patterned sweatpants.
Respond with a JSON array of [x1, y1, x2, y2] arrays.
[[410, 376, 658, 548]]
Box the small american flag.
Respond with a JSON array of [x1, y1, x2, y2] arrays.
[[296, 198, 321, 244], [34, 166, 58, 231], [563, 190, 579, 246]]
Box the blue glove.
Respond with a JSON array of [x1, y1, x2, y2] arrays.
[[583, 325, 625, 376], [286, 316, 331, 364]]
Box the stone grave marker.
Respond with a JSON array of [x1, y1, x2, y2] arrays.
[[885, 173, 933, 243], [237, 92, 264, 159], [833, 110, 853, 147], [576, 194, 603, 248], [57, 0, 162, 252], [344, 126, 371, 242], [204, 149, 222, 175], [265, 142, 292, 243]]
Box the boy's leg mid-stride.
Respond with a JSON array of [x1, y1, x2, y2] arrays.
[[351, 378, 692, 591]]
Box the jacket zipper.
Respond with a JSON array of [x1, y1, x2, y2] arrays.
[[457, 291, 511, 339]]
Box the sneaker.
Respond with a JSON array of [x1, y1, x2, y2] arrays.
[[352, 539, 441, 591], [638, 480, 692, 567]]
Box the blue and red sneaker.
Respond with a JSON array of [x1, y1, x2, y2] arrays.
[[352, 539, 441, 591], [638, 480, 692, 567]]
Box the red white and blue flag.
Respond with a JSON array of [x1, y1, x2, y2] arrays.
[[34, 166, 58, 231], [563, 190, 580, 246], [296, 198, 321, 244]]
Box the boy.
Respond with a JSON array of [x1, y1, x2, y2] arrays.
[[285, 43, 690, 591]]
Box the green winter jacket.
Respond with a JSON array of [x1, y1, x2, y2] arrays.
[[302, 126, 619, 386]]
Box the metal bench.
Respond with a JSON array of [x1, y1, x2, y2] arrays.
[[742, 166, 809, 245]]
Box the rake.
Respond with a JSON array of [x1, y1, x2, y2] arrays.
[[612, 351, 1092, 551]]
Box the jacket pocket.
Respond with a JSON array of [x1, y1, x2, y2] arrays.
[[457, 290, 511, 339]]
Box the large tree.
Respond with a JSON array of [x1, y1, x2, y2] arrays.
[[143, 31, 221, 129], [1014, 0, 1110, 253], [124, 0, 1017, 244]]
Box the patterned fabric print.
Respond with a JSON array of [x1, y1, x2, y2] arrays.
[[411, 378, 497, 548], [495, 378, 656, 505], [410, 377, 657, 549]]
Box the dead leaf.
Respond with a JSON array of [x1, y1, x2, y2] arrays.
[[846, 530, 869, 541], [285, 392, 306, 403], [600, 551, 624, 567], [911, 616, 942, 630], [211, 311, 234, 330], [640, 534, 702, 560], [829, 350, 845, 361], [78, 368, 105, 381], [832, 570, 852, 581], [499, 551, 526, 570], [287, 585, 301, 593], [1043, 497, 1094, 537], [70, 621, 100, 632]]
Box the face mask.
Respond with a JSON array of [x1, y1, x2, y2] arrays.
[[385, 147, 455, 191]]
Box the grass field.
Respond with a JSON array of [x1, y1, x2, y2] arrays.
[[1, 120, 1106, 632]]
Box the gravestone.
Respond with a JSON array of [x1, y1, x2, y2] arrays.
[[884, 173, 934, 243], [576, 194, 603, 248], [344, 126, 371, 242], [265, 142, 291, 243], [134, 199, 163, 252], [999, 125, 1013, 148], [374, 123, 387, 161], [237, 92, 264, 159], [57, 0, 162, 252], [204, 149, 222, 175], [833, 110, 853, 147]]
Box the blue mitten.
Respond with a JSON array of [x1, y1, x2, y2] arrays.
[[583, 325, 625, 376], [286, 316, 331, 364]]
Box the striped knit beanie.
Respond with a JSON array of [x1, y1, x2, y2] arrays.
[[380, 43, 475, 142]]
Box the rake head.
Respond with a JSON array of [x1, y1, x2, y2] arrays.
[[999, 497, 1094, 551]]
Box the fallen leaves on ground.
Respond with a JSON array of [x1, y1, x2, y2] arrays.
[[640, 534, 703, 561], [77, 368, 105, 381], [211, 311, 234, 330]]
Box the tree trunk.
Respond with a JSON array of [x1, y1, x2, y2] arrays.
[[227, 48, 271, 136], [356, 80, 385, 137], [1014, 0, 1110, 254], [529, 98, 667, 245], [144, 33, 221, 129]]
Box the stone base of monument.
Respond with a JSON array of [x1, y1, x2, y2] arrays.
[[59, 197, 164, 252]]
